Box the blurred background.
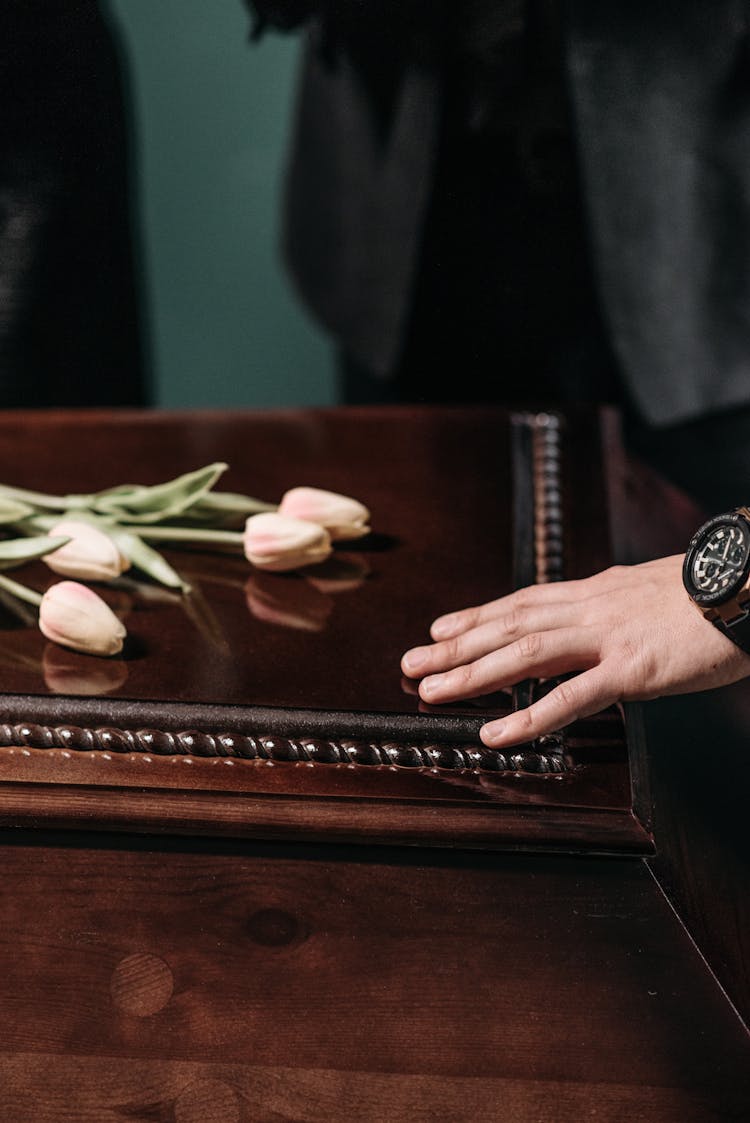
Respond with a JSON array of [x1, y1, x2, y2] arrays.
[[104, 0, 333, 408]]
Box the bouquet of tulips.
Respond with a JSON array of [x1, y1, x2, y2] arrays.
[[0, 464, 370, 657]]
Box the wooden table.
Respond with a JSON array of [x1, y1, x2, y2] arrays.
[[0, 407, 745, 1121]]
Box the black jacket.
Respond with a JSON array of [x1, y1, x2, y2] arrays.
[[254, 1, 750, 426]]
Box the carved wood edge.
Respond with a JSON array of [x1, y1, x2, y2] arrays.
[[530, 411, 565, 585], [0, 722, 569, 774], [0, 782, 655, 852]]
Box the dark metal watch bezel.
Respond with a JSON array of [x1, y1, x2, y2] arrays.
[[683, 511, 750, 608]]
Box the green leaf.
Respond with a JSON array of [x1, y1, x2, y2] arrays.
[[180, 491, 276, 527], [0, 572, 43, 607], [0, 483, 71, 512], [0, 496, 35, 524], [0, 585, 40, 628], [21, 510, 116, 535], [0, 535, 70, 571], [112, 531, 190, 592], [91, 463, 229, 525]]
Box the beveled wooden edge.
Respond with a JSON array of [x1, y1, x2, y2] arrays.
[[0, 780, 654, 853]]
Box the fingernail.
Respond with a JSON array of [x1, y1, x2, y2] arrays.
[[420, 676, 439, 699], [481, 722, 504, 746], [402, 648, 426, 673], [431, 614, 458, 639]]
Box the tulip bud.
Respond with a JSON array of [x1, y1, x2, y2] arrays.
[[277, 487, 370, 541], [243, 512, 332, 572], [46, 519, 130, 581], [39, 581, 127, 657]]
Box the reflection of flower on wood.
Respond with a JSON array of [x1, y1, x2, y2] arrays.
[[42, 643, 130, 696], [0, 467, 372, 657], [244, 553, 370, 633], [245, 572, 334, 632]]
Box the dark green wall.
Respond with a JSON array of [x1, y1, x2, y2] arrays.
[[104, 0, 334, 408]]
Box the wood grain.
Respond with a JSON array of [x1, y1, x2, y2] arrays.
[[0, 834, 745, 1120]]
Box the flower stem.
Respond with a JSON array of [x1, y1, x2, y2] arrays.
[[123, 526, 245, 547], [0, 484, 72, 511], [0, 573, 42, 607]]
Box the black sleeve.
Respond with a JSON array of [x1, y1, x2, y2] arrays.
[[243, 1, 435, 41], [243, 1, 316, 38]]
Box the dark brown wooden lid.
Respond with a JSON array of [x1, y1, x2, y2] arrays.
[[0, 407, 516, 732]]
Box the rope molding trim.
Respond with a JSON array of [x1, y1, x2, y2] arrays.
[[0, 723, 569, 774]]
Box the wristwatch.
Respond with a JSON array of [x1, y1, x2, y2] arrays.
[[682, 506, 750, 653]]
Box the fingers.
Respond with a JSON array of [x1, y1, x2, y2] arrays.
[[480, 664, 618, 748], [402, 556, 692, 749], [428, 570, 620, 641], [416, 626, 598, 704], [402, 600, 586, 679], [429, 584, 574, 640]]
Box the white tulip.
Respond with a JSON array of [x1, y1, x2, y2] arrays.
[[277, 487, 370, 541], [46, 519, 130, 581], [39, 581, 127, 656], [243, 512, 332, 572]]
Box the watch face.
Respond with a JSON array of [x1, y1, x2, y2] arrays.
[[684, 514, 750, 606]]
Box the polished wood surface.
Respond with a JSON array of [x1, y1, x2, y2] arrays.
[[0, 406, 614, 714], [0, 407, 745, 1120], [0, 407, 641, 852], [0, 407, 514, 715], [0, 831, 747, 1122]]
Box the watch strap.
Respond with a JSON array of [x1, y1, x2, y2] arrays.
[[686, 506, 750, 654], [717, 506, 750, 652], [710, 605, 750, 655]]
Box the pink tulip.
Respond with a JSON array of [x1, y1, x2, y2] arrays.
[[39, 581, 127, 656], [243, 512, 332, 572], [46, 519, 130, 581], [277, 486, 370, 541]]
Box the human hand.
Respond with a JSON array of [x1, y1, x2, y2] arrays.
[[401, 556, 750, 748]]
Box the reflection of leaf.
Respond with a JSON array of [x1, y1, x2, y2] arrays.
[[110, 575, 184, 607], [180, 584, 231, 655], [0, 644, 43, 675], [111, 573, 230, 653], [0, 585, 38, 627]]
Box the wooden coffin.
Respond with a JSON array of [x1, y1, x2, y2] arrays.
[[0, 406, 745, 1122], [0, 406, 643, 853]]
